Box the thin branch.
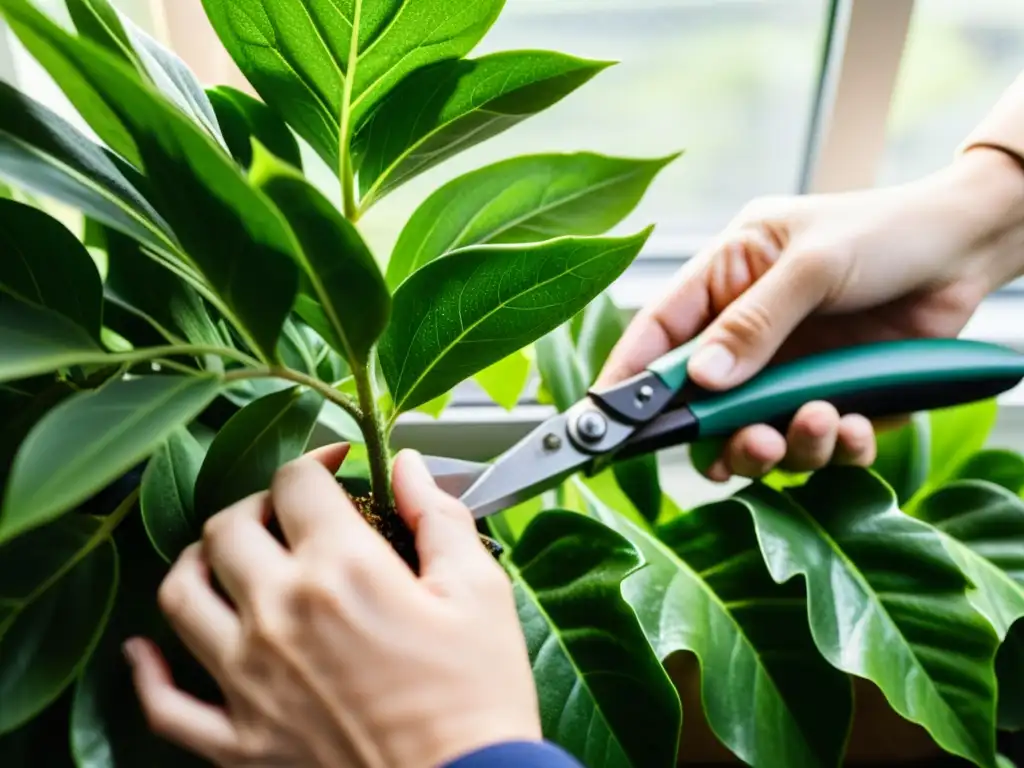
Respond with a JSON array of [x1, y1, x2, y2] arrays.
[[104, 343, 261, 369], [338, 0, 363, 220], [225, 367, 363, 422]]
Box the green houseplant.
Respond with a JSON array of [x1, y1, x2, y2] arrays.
[[1, 1, 1024, 767]]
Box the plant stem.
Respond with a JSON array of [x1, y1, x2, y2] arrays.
[[338, 0, 362, 221], [105, 343, 261, 369], [225, 367, 362, 422], [352, 363, 392, 513]]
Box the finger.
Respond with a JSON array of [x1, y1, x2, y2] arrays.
[[780, 402, 840, 472], [303, 442, 351, 474], [723, 424, 787, 478], [833, 414, 878, 466], [596, 256, 710, 387], [158, 544, 241, 672], [202, 493, 292, 608], [689, 250, 836, 390], [270, 453, 390, 561], [125, 637, 239, 763], [392, 450, 487, 580]]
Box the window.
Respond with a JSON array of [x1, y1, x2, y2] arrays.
[[881, 0, 1024, 185], [357, 0, 833, 261]]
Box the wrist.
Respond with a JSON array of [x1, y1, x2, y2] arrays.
[[942, 145, 1024, 290]]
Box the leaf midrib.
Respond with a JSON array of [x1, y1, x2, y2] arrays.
[[504, 555, 634, 761], [608, 502, 816, 756], [391, 241, 628, 410], [792, 501, 987, 756]]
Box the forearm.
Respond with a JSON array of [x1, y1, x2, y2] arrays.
[[952, 71, 1024, 287]]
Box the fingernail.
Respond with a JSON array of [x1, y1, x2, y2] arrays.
[[690, 344, 735, 386], [122, 638, 140, 665], [707, 460, 731, 483]]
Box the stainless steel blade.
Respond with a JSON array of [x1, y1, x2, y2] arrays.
[[423, 455, 490, 498]]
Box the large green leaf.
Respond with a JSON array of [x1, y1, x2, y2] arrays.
[[1, 376, 220, 543], [380, 230, 650, 412], [194, 386, 323, 518], [913, 481, 1024, 732], [0, 0, 300, 361], [208, 85, 302, 170], [508, 510, 681, 767], [0, 516, 118, 734], [952, 450, 1024, 496], [99, 225, 223, 347], [201, 0, 505, 170], [0, 296, 109, 384], [67, 0, 224, 143], [354, 53, 611, 209], [252, 149, 390, 366], [71, 514, 216, 768], [0, 199, 102, 340], [141, 428, 206, 563], [578, 482, 851, 767], [0, 83, 170, 251], [387, 153, 675, 289], [743, 468, 1001, 767]]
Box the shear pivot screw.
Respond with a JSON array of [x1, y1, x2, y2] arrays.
[[577, 411, 608, 443], [543, 433, 563, 452], [636, 385, 654, 407]]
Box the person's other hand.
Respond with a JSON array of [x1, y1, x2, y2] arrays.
[[124, 445, 539, 768], [599, 147, 1024, 481]]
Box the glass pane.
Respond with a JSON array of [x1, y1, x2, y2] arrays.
[[881, 0, 1024, 185], [356, 0, 832, 262]]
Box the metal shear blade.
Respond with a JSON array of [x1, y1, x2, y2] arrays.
[[424, 411, 594, 520]]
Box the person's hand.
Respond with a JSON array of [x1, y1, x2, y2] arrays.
[[599, 147, 1024, 481], [123, 444, 540, 768]]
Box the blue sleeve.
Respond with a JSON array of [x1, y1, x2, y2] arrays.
[[443, 741, 583, 768]]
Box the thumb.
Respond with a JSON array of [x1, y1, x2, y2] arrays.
[[391, 450, 485, 579], [689, 252, 833, 390]]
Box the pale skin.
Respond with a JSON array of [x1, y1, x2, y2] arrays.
[[126, 96, 1024, 765]]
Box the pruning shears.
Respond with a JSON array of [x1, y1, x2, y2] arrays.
[[424, 338, 1024, 519]]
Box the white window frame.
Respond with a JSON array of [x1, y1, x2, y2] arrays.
[[3, 0, 1024, 461]]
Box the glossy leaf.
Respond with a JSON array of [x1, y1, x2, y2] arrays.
[[870, 414, 930, 505], [0, 516, 118, 734], [388, 152, 675, 289], [743, 467, 1000, 767], [0, 0, 300, 361], [576, 292, 628, 386], [0, 82, 170, 251], [252, 148, 390, 365], [913, 480, 1024, 732], [355, 53, 612, 208], [952, 450, 1024, 496], [201, 0, 504, 169], [577, 482, 851, 767], [0, 199, 102, 339], [0, 297, 107, 384], [611, 456, 661, 524], [141, 428, 206, 563], [194, 386, 323, 518], [474, 350, 531, 411], [99, 225, 223, 347], [380, 230, 650, 412], [1, 376, 220, 543], [508, 510, 681, 767], [208, 85, 302, 171], [67, 0, 224, 143]]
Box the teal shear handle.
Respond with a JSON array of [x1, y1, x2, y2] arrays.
[[647, 338, 1024, 438]]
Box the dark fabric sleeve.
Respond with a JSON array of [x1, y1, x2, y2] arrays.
[[442, 741, 583, 768]]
